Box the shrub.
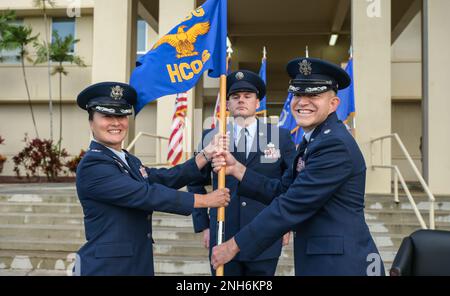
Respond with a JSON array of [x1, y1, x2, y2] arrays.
[[0, 136, 6, 165], [66, 149, 86, 175], [13, 135, 68, 181]]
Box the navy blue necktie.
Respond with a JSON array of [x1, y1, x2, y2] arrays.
[[236, 128, 248, 164]]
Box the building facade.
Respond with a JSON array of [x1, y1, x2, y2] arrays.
[[0, 0, 449, 195]]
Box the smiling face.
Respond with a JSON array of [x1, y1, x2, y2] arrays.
[[290, 90, 340, 132], [89, 112, 129, 151], [227, 91, 260, 119]]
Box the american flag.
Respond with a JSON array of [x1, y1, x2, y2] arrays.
[[211, 93, 220, 129], [167, 92, 188, 165]]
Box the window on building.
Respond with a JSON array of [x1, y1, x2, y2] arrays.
[[137, 18, 148, 60], [0, 20, 23, 64], [52, 18, 76, 53]]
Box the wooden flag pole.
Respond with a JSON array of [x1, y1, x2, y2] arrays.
[[216, 73, 227, 276]]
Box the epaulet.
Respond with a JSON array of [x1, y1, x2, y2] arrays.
[[323, 128, 332, 135], [87, 148, 102, 153]]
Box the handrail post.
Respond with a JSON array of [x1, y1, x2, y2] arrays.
[[430, 201, 435, 230], [394, 169, 399, 204], [394, 166, 427, 229], [156, 138, 161, 164]]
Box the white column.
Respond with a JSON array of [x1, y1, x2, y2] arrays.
[[91, 0, 137, 83], [91, 0, 138, 147], [157, 0, 196, 161], [352, 0, 392, 193], [423, 0, 450, 194]]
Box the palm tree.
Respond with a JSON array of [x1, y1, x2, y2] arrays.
[[35, 31, 86, 152], [0, 11, 16, 62], [0, 10, 15, 36], [1, 24, 40, 138], [33, 0, 56, 141]]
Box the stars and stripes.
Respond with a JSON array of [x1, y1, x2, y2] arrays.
[[167, 92, 188, 165]]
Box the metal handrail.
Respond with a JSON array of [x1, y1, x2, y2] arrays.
[[126, 132, 170, 167], [371, 133, 435, 229]]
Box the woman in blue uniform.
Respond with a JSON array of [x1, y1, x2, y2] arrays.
[[74, 81, 230, 276]]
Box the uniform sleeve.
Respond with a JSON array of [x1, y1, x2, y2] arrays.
[[145, 157, 205, 189], [234, 136, 353, 258], [236, 128, 297, 205], [77, 155, 194, 215], [187, 132, 214, 233], [188, 174, 211, 233]]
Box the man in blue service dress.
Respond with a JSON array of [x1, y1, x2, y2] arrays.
[[210, 58, 385, 276], [188, 70, 296, 275], [74, 82, 230, 276]]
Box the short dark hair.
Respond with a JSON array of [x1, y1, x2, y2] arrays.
[[88, 108, 95, 121]]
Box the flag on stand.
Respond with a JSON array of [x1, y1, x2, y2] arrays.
[[256, 48, 267, 116], [278, 93, 303, 145], [336, 58, 355, 134], [131, 0, 227, 114], [167, 92, 188, 165]]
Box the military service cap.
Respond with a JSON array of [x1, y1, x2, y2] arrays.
[[226, 70, 266, 99], [77, 82, 137, 116], [286, 57, 351, 95]]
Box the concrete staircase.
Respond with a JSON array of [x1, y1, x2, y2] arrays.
[[0, 183, 449, 276], [0, 184, 294, 276], [365, 193, 450, 272]]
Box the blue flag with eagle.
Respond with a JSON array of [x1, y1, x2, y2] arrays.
[[130, 0, 227, 114]]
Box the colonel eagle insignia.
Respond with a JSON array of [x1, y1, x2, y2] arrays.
[[152, 22, 210, 59]]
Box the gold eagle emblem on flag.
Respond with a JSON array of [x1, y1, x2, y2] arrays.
[[152, 22, 210, 59]]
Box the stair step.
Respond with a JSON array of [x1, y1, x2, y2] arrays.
[[0, 202, 83, 214], [367, 222, 450, 234], [0, 213, 83, 226], [0, 249, 295, 276], [0, 212, 195, 228], [0, 238, 84, 252], [0, 249, 76, 271], [365, 209, 450, 223], [365, 201, 450, 211], [154, 256, 295, 276], [0, 194, 80, 204]]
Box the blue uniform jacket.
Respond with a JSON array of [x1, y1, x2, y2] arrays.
[[234, 113, 385, 275], [75, 141, 204, 276], [188, 121, 296, 261]]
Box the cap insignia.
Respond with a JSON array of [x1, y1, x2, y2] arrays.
[[110, 85, 124, 100], [235, 72, 245, 80], [299, 59, 312, 76]]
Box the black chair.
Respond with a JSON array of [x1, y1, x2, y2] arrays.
[[390, 229, 450, 276]]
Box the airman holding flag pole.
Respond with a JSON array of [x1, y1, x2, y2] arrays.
[[211, 57, 385, 276]]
